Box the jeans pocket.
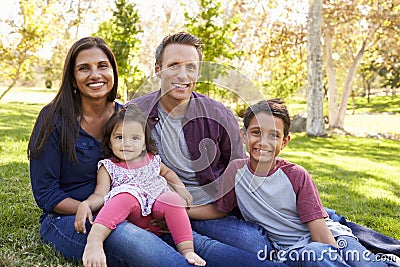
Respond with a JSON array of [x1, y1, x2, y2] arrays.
[[40, 213, 56, 240]]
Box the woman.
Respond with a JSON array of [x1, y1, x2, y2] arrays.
[[28, 37, 278, 267]]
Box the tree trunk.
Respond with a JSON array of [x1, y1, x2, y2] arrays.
[[306, 0, 325, 136], [0, 80, 17, 101], [336, 41, 366, 128], [324, 26, 340, 129]]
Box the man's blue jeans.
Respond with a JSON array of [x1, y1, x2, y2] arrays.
[[191, 215, 274, 256]]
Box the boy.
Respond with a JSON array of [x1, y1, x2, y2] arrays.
[[209, 99, 391, 266]]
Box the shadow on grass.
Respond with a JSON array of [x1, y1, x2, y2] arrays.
[[0, 103, 79, 266], [352, 95, 400, 113], [288, 134, 400, 167], [0, 103, 43, 139], [0, 160, 78, 266], [283, 135, 400, 239]]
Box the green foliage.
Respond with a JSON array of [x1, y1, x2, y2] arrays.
[[375, 56, 400, 90], [95, 0, 145, 100], [263, 55, 307, 99], [183, 0, 240, 97], [0, 0, 53, 99], [184, 0, 239, 62], [260, 21, 307, 99]]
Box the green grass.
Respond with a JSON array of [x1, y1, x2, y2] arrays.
[[0, 100, 399, 266], [286, 95, 400, 115], [0, 103, 77, 266], [280, 134, 400, 239], [351, 95, 400, 114]]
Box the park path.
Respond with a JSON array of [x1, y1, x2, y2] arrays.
[[0, 87, 56, 104]]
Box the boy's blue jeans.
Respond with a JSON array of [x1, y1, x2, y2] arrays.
[[40, 213, 283, 267], [283, 236, 391, 267]]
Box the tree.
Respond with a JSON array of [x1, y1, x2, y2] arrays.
[[128, 1, 188, 76], [306, 0, 325, 136], [0, 0, 53, 100], [260, 21, 307, 99], [373, 43, 400, 96], [183, 0, 240, 98], [227, 0, 308, 100], [96, 0, 144, 101], [358, 53, 380, 103], [323, 0, 400, 129]]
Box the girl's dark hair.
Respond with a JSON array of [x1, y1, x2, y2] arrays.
[[28, 37, 119, 162], [102, 105, 157, 161], [243, 99, 291, 137]]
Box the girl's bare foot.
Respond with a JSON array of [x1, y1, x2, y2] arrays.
[[181, 250, 206, 266]]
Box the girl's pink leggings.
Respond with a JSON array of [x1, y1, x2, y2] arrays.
[[94, 191, 193, 245]]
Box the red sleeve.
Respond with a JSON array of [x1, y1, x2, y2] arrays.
[[282, 161, 328, 223], [215, 159, 247, 212]]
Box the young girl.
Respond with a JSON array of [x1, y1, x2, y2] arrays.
[[74, 105, 206, 267]]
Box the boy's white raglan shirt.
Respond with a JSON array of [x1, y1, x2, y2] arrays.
[[216, 158, 354, 249]]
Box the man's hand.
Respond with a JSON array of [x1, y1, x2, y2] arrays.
[[151, 218, 170, 234]]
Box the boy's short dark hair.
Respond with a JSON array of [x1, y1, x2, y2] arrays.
[[243, 99, 291, 137]]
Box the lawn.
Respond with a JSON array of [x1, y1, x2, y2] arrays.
[[0, 96, 399, 266], [280, 134, 400, 237], [285, 95, 400, 137], [285, 95, 400, 115], [0, 103, 76, 266]]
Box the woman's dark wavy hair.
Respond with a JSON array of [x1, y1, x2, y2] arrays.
[[28, 36, 119, 162], [102, 105, 158, 161]]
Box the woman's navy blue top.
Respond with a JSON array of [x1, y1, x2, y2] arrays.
[[29, 102, 121, 222]]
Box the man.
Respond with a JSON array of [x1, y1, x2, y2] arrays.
[[128, 32, 275, 260]]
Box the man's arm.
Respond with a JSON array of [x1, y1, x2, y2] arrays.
[[187, 203, 229, 220]]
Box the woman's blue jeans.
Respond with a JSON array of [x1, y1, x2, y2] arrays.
[[40, 213, 284, 266]]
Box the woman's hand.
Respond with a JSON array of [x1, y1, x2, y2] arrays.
[[74, 201, 93, 234]]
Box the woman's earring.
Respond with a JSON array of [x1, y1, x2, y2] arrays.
[[74, 89, 77, 95]]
